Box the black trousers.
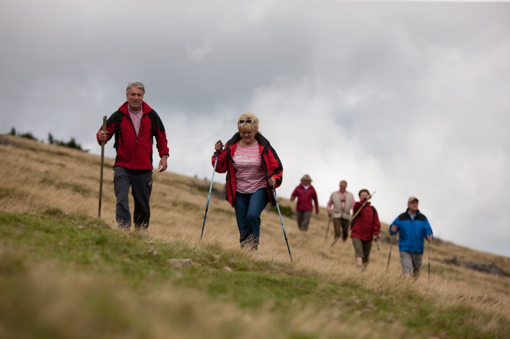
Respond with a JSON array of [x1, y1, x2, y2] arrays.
[[114, 167, 153, 229]]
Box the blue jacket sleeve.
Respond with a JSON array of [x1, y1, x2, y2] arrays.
[[389, 217, 400, 235], [424, 218, 433, 239]]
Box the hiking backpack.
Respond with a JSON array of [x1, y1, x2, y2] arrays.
[[350, 206, 377, 229]]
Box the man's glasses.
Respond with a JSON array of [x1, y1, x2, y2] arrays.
[[239, 119, 253, 124]]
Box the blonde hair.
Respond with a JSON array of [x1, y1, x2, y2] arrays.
[[301, 174, 312, 182], [237, 113, 259, 134]]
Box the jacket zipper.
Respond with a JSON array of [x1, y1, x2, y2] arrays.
[[127, 114, 138, 171], [260, 146, 275, 205], [226, 145, 235, 205], [134, 122, 146, 171]]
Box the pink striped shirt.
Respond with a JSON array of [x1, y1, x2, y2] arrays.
[[128, 105, 143, 137], [233, 142, 266, 193]]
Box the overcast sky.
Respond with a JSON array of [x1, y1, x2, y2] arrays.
[[1, 1, 509, 257]]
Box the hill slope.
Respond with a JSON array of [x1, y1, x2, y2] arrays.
[[1, 135, 509, 338]]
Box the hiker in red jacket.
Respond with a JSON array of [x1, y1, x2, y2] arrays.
[[290, 174, 319, 231], [96, 81, 169, 231], [351, 189, 380, 270], [212, 113, 283, 250]]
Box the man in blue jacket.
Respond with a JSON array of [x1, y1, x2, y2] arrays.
[[390, 197, 433, 278]]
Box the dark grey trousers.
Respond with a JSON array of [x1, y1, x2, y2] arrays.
[[296, 210, 312, 231], [114, 167, 153, 230]]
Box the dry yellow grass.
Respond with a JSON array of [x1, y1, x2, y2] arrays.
[[1, 134, 510, 337]]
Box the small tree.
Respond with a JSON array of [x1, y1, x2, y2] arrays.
[[48, 133, 54, 144], [9, 127, 16, 136], [67, 137, 78, 149], [19, 132, 37, 141]]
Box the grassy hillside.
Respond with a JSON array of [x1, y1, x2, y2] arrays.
[[0, 135, 509, 338]]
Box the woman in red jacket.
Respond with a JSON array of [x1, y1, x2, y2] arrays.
[[212, 113, 283, 250], [290, 174, 319, 231], [351, 189, 380, 270]]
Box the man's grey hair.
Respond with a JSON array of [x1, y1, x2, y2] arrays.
[[126, 81, 145, 93]]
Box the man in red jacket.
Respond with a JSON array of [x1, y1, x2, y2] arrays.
[[290, 174, 319, 231], [351, 189, 380, 270], [96, 81, 169, 231]]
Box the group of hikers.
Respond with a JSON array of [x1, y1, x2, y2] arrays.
[[291, 176, 433, 277], [97, 81, 433, 279]]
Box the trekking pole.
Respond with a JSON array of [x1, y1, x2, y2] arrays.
[[325, 216, 331, 240], [200, 142, 222, 241], [331, 191, 375, 248], [428, 239, 431, 283], [386, 235, 394, 273], [98, 115, 107, 218], [330, 237, 338, 247], [271, 186, 293, 262], [375, 236, 380, 251]]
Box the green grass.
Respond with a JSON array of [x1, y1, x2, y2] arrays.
[[0, 210, 508, 338]]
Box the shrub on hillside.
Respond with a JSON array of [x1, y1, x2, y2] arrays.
[[6, 128, 88, 152], [53, 136, 88, 152], [271, 205, 294, 219], [19, 132, 38, 141]]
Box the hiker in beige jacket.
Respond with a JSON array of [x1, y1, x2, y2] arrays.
[[327, 180, 355, 242]]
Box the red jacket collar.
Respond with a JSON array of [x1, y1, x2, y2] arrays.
[[118, 101, 153, 115]]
